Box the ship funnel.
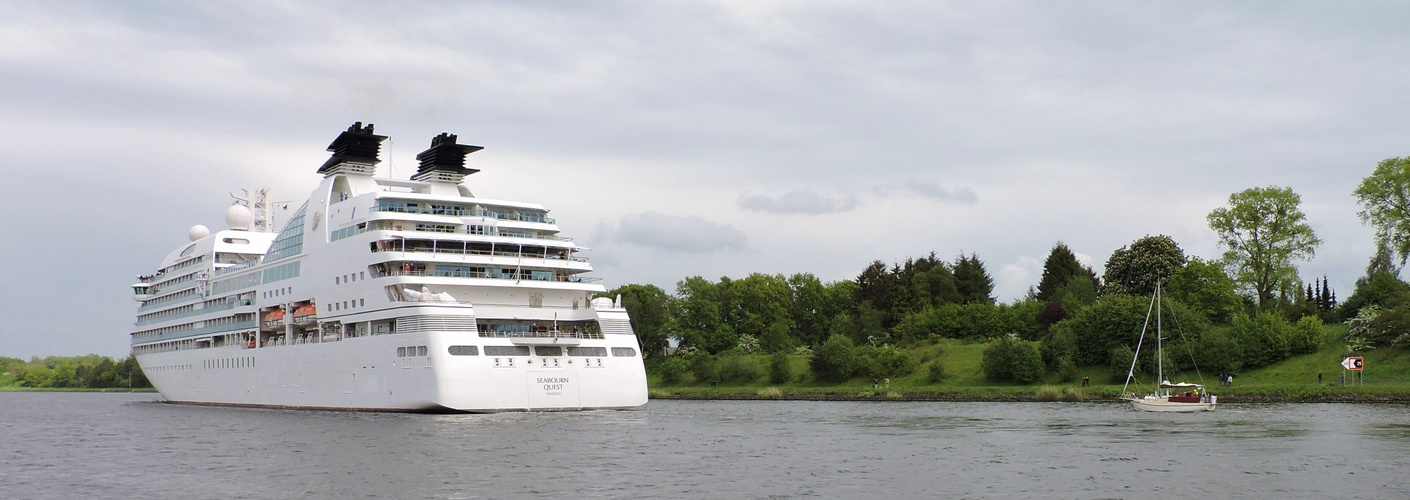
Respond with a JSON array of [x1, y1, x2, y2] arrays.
[[317, 122, 387, 176], [411, 132, 482, 184]]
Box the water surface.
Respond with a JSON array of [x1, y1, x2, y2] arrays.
[[4, 393, 1406, 498]]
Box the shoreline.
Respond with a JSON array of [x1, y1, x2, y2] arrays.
[[649, 391, 1410, 403]]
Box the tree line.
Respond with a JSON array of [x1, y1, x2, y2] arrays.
[[606, 157, 1410, 385], [0, 355, 150, 389]]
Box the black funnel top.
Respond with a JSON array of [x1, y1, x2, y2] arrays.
[[317, 122, 388, 174], [414, 133, 483, 178]]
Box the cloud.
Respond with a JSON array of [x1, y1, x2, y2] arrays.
[[606, 211, 747, 253], [738, 189, 860, 214], [874, 180, 979, 205]]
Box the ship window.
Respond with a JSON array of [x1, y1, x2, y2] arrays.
[[360, 299, 365, 307], [484, 346, 530, 357], [448, 345, 479, 356], [612, 347, 637, 357], [397, 347, 406, 357], [568, 347, 608, 357], [418, 346, 427, 356], [534, 346, 562, 356], [343, 301, 348, 309]]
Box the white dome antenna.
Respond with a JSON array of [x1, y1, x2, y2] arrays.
[[226, 204, 253, 231], [189, 225, 210, 241]]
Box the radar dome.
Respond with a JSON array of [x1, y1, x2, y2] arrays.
[[189, 225, 211, 241], [225, 204, 253, 230]]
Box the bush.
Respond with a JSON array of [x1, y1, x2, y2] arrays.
[[689, 353, 718, 383], [1289, 316, 1325, 355], [768, 352, 792, 384], [1230, 311, 1292, 369], [1109, 345, 1135, 383], [810, 334, 857, 382], [982, 334, 1044, 384], [865, 345, 917, 380], [1040, 324, 1077, 369], [718, 355, 762, 383], [927, 360, 946, 383], [658, 357, 688, 385]]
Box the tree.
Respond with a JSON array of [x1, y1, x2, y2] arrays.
[[981, 334, 1043, 384], [601, 284, 673, 358], [674, 276, 723, 349], [1101, 235, 1187, 297], [953, 253, 995, 305], [1207, 186, 1322, 309], [1036, 242, 1098, 303], [1354, 157, 1410, 264], [1166, 257, 1244, 323], [810, 334, 858, 382], [768, 352, 792, 384]]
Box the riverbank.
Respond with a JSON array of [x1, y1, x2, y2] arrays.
[[0, 387, 157, 393], [649, 389, 1410, 403]]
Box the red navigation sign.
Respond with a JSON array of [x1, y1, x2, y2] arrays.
[[1342, 357, 1364, 371]]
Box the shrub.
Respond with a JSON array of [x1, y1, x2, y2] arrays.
[[1109, 345, 1136, 383], [865, 345, 918, 380], [1229, 311, 1292, 369], [982, 334, 1044, 384], [768, 352, 792, 384], [658, 357, 688, 385], [718, 355, 762, 382], [810, 334, 857, 382], [689, 353, 718, 383], [1288, 316, 1325, 355], [927, 360, 946, 383], [1041, 324, 1077, 369]]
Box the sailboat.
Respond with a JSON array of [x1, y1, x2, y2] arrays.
[[1121, 281, 1217, 412]]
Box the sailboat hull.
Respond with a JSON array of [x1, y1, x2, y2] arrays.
[[1130, 396, 1216, 413]]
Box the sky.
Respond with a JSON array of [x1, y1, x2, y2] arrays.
[[1, 1, 1404, 358]]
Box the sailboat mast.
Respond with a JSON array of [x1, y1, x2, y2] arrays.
[[1156, 280, 1163, 385]]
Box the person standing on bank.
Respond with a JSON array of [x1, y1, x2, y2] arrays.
[[1318, 371, 1323, 385]]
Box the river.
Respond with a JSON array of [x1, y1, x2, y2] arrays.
[[3, 393, 1407, 498]]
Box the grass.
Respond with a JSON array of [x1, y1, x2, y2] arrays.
[[647, 326, 1410, 402]]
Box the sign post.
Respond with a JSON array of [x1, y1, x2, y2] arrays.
[[1342, 357, 1364, 386]]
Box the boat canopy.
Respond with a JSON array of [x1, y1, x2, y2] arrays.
[[1160, 381, 1202, 388], [264, 309, 285, 321]]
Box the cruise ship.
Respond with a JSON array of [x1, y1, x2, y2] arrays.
[[130, 123, 648, 412]]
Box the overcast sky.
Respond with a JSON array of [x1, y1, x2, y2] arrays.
[[2, 1, 1404, 358]]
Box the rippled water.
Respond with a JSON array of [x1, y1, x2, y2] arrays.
[[3, 393, 1408, 499]]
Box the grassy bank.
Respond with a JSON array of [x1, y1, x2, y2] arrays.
[[646, 325, 1410, 403]]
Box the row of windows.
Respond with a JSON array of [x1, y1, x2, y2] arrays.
[[213, 272, 261, 295], [139, 304, 194, 324], [329, 299, 365, 312], [204, 357, 255, 370], [262, 260, 301, 284], [397, 346, 428, 357], [461, 345, 623, 357], [331, 223, 367, 242], [141, 288, 202, 308], [375, 201, 548, 223], [204, 313, 255, 328], [133, 322, 194, 339], [334, 272, 367, 285], [262, 286, 293, 299]]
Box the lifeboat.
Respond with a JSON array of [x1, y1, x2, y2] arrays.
[[292, 304, 317, 324], [263, 308, 285, 329]]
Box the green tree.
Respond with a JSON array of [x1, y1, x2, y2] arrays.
[[768, 352, 792, 384], [1101, 235, 1187, 297], [1229, 311, 1293, 369], [1036, 242, 1099, 303], [810, 334, 858, 382], [1354, 157, 1410, 264], [658, 357, 689, 384], [601, 283, 673, 358], [1166, 257, 1244, 323], [981, 334, 1043, 384], [1207, 186, 1322, 309], [723, 273, 796, 349], [953, 253, 995, 305], [674, 276, 723, 350]]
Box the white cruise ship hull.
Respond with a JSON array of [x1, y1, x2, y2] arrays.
[[138, 331, 647, 412]]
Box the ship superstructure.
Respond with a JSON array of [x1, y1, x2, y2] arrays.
[[130, 123, 648, 411]]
